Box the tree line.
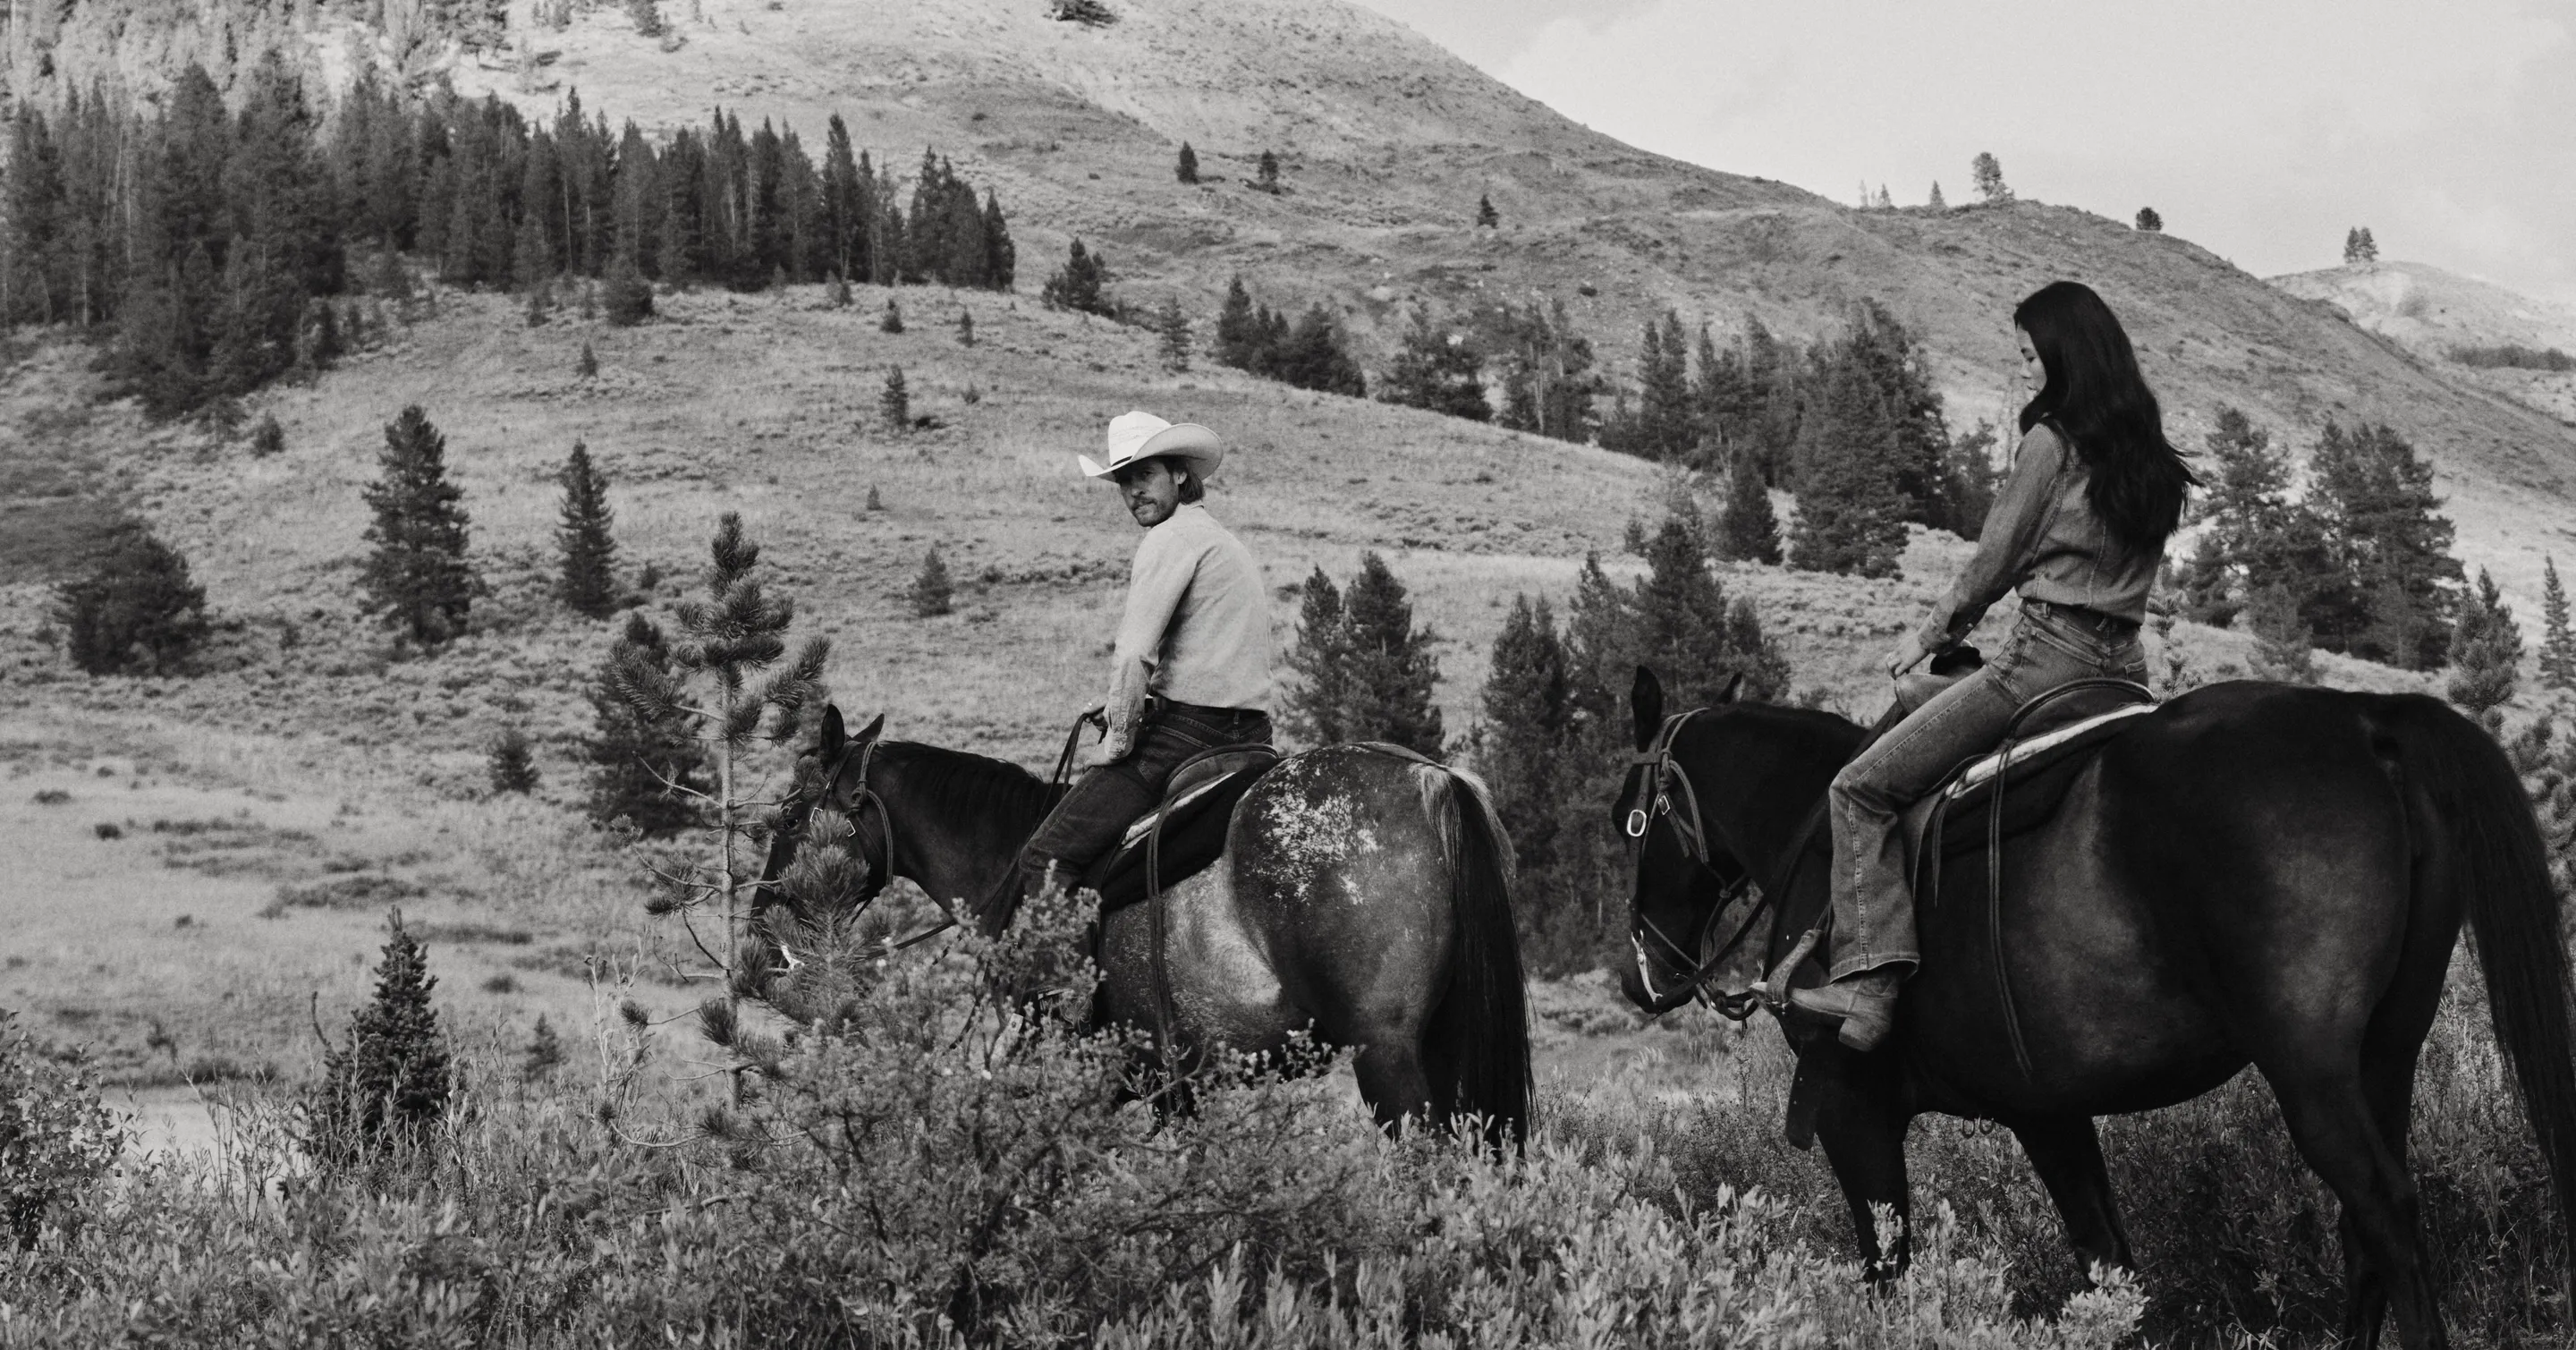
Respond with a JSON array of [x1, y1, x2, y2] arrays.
[[2, 58, 1014, 417]]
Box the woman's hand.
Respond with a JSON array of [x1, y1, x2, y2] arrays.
[[1884, 633, 1934, 679]]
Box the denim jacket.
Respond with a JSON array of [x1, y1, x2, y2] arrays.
[[1916, 422, 2162, 652]]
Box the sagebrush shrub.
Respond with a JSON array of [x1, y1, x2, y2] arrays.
[[0, 1011, 123, 1250]]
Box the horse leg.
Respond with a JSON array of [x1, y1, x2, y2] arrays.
[[2264, 1066, 2443, 1350], [2004, 1114, 2134, 1280], [1810, 1051, 1913, 1281], [1352, 1041, 1435, 1134], [2336, 940, 2449, 1347]]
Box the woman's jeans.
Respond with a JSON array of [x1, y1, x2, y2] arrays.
[[1826, 602, 2148, 980], [980, 702, 1274, 934]]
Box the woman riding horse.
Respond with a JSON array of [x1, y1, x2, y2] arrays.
[[1792, 281, 2198, 1051]]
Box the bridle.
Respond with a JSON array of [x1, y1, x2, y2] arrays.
[[783, 734, 957, 955], [1624, 709, 1776, 1021]]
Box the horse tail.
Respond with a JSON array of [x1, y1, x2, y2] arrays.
[[1416, 762, 1533, 1151], [2376, 692, 2576, 1286]]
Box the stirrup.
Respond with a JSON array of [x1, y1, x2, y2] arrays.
[[1760, 927, 1825, 1007]]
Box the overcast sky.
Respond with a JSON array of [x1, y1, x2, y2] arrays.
[[1350, 0, 2576, 307]]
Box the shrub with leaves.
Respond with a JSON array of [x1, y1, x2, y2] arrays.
[[52, 524, 210, 675], [308, 910, 453, 1167], [0, 1011, 123, 1251]]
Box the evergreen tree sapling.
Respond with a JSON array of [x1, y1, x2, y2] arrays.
[[1175, 142, 1199, 184], [360, 405, 481, 647], [488, 726, 539, 794], [1156, 297, 1191, 373], [522, 1015, 565, 1079], [880, 298, 903, 334], [956, 308, 975, 347], [880, 366, 911, 431], [250, 413, 285, 456], [1928, 182, 1946, 210], [53, 525, 211, 675], [909, 546, 954, 617], [311, 910, 453, 1163], [2541, 556, 2576, 692], [587, 613, 708, 836], [1256, 150, 1281, 193], [604, 249, 653, 326], [577, 340, 599, 378], [1477, 193, 1499, 228], [2136, 207, 2163, 232], [606, 513, 828, 1087], [556, 439, 620, 618]]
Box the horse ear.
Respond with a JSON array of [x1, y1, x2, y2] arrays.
[[1630, 666, 1665, 749], [854, 712, 886, 745], [819, 705, 846, 759], [1717, 672, 1744, 705]]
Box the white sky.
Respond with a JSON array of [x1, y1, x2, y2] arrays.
[[1350, 0, 2576, 306]]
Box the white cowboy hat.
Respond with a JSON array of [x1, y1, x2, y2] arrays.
[[1078, 411, 1225, 482]]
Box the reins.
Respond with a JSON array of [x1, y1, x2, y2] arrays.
[[1625, 709, 1779, 1019]]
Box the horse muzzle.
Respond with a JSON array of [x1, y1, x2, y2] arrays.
[[1622, 933, 1702, 1015]]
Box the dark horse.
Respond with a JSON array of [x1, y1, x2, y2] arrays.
[[758, 705, 1531, 1141], [1617, 669, 2576, 1349]]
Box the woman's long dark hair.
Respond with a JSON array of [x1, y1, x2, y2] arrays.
[[2014, 281, 2196, 549]]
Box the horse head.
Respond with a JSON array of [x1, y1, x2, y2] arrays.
[[1615, 666, 1775, 1015], [761, 703, 892, 919]]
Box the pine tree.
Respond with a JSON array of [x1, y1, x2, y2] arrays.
[[2448, 568, 2523, 734], [1477, 595, 1572, 877], [1275, 304, 1367, 397], [1476, 192, 1499, 228], [603, 248, 653, 326], [2309, 420, 2459, 667], [577, 341, 599, 378], [908, 546, 953, 617], [827, 271, 852, 306], [2344, 227, 2379, 265], [487, 727, 540, 794], [310, 910, 452, 1164], [1941, 420, 2002, 539], [1971, 152, 2012, 203], [880, 298, 904, 333], [53, 525, 210, 676], [360, 406, 481, 647], [556, 440, 619, 618], [2136, 207, 2163, 232], [1256, 150, 1281, 193], [1214, 276, 1261, 369], [2541, 556, 2575, 692], [2248, 584, 2318, 685], [1175, 142, 1199, 184], [1335, 552, 1445, 755], [865, 486, 886, 512], [1928, 181, 1946, 210], [1634, 515, 1786, 705], [956, 307, 976, 347], [587, 613, 708, 836], [1282, 567, 1352, 744], [1377, 306, 1488, 420], [1039, 238, 1110, 315], [606, 514, 827, 1097], [880, 366, 910, 430], [1787, 359, 1908, 578], [1156, 296, 1191, 372], [1716, 449, 1783, 565]]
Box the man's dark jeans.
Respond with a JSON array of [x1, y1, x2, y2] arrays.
[[983, 703, 1274, 934]]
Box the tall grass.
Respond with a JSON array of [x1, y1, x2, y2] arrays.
[[2, 899, 2563, 1346]]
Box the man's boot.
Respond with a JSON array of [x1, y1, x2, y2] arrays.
[[1789, 966, 1906, 1052]]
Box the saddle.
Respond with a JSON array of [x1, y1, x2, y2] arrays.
[[1900, 679, 2157, 901], [1083, 743, 1280, 913]]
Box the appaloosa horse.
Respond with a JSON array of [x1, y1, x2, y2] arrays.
[[758, 706, 1531, 1143], [1617, 668, 2575, 1350]]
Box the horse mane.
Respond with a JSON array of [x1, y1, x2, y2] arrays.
[[873, 740, 1056, 830], [1712, 700, 1871, 759]]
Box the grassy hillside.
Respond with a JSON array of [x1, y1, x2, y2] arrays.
[[2273, 259, 2576, 427], [13, 0, 2573, 607]]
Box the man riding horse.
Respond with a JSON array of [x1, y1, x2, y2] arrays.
[[975, 411, 1275, 935]]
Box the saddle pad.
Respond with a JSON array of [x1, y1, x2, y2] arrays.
[[1902, 700, 2155, 890], [1947, 702, 2155, 799], [1087, 753, 1275, 913]]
